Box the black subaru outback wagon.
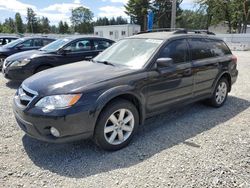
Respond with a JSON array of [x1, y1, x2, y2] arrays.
[[13, 30, 238, 151]]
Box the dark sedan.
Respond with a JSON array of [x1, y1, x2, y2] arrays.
[[0, 37, 55, 70], [2, 36, 114, 80]]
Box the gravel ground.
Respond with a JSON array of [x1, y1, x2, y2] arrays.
[[0, 51, 249, 188]]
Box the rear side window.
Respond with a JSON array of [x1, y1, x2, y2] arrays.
[[65, 39, 92, 52], [33, 39, 43, 47], [43, 39, 53, 46], [94, 40, 113, 50], [210, 40, 231, 57], [189, 38, 214, 60], [159, 39, 189, 64]]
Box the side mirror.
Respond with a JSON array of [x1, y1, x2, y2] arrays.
[[16, 44, 24, 49], [59, 49, 71, 55], [156, 58, 173, 68]]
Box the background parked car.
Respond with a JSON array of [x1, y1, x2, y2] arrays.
[[0, 37, 55, 70], [2, 36, 114, 80], [0, 36, 19, 46]]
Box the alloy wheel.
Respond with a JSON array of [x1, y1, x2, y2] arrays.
[[104, 108, 135, 145], [215, 81, 227, 104]]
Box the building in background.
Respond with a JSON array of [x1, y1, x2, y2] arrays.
[[209, 22, 250, 34], [94, 24, 141, 41]]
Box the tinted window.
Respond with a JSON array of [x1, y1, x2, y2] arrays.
[[210, 40, 231, 57], [94, 40, 113, 50], [159, 39, 189, 63], [21, 39, 33, 47], [43, 39, 53, 46], [189, 38, 214, 60], [65, 39, 92, 52], [33, 39, 43, 47]]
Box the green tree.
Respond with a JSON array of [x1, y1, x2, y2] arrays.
[[177, 9, 208, 30], [26, 8, 39, 33], [40, 17, 50, 33], [198, 0, 250, 33], [152, 0, 183, 29], [2, 18, 15, 33], [70, 6, 94, 33], [125, 0, 149, 31], [15, 12, 24, 33], [58, 21, 69, 34]]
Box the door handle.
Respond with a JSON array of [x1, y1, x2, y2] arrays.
[[85, 56, 93, 59], [183, 68, 192, 76]]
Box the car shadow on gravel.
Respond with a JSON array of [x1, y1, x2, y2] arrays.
[[22, 96, 250, 178], [5, 80, 22, 89]]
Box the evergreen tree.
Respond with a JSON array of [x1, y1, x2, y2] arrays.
[[40, 17, 50, 33], [125, 0, 149, 31], [26, 8, 39, 33], [15, 12, 24, 33]]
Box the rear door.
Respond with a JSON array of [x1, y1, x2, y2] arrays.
[[146, 39, 194, 113], [188, 38, 220, 97]]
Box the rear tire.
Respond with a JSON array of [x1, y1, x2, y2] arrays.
[[94, 99, 139, 151], [206, 78, 229, 108], [35, 65, 52, 74]]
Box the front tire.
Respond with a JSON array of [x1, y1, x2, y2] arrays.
[[94, 99, 139, 151], [207, 78, 229, 107]]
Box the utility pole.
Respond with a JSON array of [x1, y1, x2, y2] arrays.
[[171, 0, 176, 29]]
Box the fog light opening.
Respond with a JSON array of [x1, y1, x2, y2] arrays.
[[50, 127, 60, 137]]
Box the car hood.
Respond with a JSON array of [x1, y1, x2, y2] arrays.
[[6, 50, 48, 61], [23, 61, 135, 96]]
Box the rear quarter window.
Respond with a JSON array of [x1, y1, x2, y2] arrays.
[[210, 40, 232, 56]]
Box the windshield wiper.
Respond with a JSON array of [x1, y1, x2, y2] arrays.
[[93, 60, 115, 67]]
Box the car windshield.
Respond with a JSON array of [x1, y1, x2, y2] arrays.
[[3, 38, 24, 48], [40, 38, 71, 52], [93, 38, 163, 69]]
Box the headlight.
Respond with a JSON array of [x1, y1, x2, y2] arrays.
[[35, 94, 82, 112], [10, 58, 31, 67]]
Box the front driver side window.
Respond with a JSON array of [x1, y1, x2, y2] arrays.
[[21, 39, 33, 48], [159, 39, 189, 64]]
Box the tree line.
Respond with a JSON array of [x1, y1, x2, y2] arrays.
[[0, 7, 128, 34], [0, 1, 249, 34], [125, 0, 250, 33]]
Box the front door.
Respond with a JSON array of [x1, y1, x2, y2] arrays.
[[57, 39, 95, 66], [146, 39, 194, 114]]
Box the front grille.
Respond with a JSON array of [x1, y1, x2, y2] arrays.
[[17, 85, 37, 107]]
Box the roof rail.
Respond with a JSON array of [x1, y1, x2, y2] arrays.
[[137, 28, 215, 35], [137, 28, 186, 34], [189, 30, 215, 35]]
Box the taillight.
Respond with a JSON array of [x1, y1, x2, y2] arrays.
[[231, 55, 237, 64]]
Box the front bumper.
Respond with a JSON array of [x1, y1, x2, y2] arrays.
[[13, 97, 95, 143], [2, 66, 33, 80]]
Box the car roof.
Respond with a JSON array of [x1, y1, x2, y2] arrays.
[[62, 36, 114, 41], [20, 36, 55, 40], [129, 31, 221, 41], [0, 36, 19, 39]]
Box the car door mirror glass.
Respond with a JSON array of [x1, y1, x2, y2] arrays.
[[156, 58, 173, 69]]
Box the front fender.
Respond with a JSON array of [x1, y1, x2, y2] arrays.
[[92, 85, 146, 125]]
